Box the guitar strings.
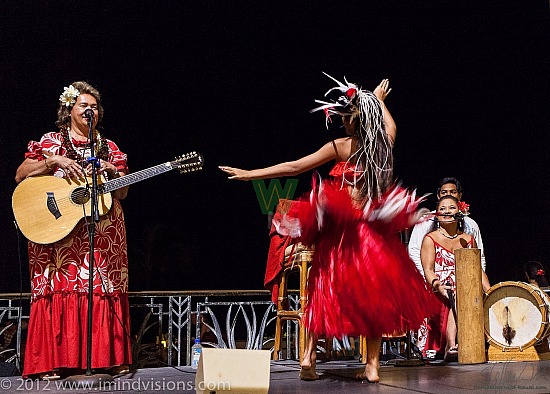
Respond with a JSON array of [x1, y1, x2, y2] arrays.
[[37, 154, 204, 226]]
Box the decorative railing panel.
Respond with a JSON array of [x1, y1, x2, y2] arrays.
[[0, 291, 279, 370], [0, 290, 354, 371]]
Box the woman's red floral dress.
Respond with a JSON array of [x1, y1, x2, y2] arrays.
[[22, 131, 132, 377]]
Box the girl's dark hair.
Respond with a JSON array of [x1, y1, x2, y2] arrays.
[[55, 81, 104, 127], [525, 260, 549, 287]]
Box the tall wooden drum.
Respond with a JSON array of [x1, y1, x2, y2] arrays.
[[455, 248, 486, 364]]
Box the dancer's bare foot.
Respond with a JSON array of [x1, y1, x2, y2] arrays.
[[355, 364, 379, 383], [300, 356, 318, 381], [299, 365, 319, 381], [300, 330, 319, 380]]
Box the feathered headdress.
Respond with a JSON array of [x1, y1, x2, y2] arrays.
[[310, 72, 393, 201]]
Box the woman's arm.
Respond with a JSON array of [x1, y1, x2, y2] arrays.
[[373, 79, 396, 145], [219, 140, 339, 180], [408, 221, 432, 277], [105, 170, 128, 200], [16, 156, 128, 200], [15, 158, 53, 183], [421, 235, 447, 297], [16, 153, 89, 184], [381, 102, 396, 145], [111, 181, 128, 200]]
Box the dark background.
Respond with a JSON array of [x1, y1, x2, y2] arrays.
[[1, 1, 549, 293]]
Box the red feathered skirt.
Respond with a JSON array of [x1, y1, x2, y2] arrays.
[[277, 178, 439, 338]]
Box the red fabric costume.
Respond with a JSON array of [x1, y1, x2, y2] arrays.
[[264, 220, 292, 304], [274, 163, 439, 338], [22, 132, 132, 377], [419, 234, 473, 356]]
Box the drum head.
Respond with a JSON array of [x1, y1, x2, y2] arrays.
[[484, 281, 548, 350]]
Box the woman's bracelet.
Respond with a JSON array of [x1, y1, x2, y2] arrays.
[[431, 278, 440, 291], [44, 157, 52, 170]]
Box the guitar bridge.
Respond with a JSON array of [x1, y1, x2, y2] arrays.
[[46, 192, 62, 219]]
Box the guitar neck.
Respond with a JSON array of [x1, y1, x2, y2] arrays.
[[101, 162, 175, 193]]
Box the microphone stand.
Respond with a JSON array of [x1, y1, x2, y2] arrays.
[[65, 112, 113, 387], [446, 282, 458, 325], [395, 227, 424, 366]]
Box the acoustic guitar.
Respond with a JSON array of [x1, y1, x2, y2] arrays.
[[12, 151, 203, 244]]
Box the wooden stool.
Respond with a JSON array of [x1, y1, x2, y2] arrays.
[[272, 243, 313, 361]]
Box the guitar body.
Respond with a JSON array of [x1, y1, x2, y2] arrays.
[[13, 151, 204, 244], [12, 175, 113, 245]]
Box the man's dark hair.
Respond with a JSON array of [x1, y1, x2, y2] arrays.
[[437, 177, 462, 196]]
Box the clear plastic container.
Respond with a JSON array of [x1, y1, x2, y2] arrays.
[[191, 338, 202, 369]]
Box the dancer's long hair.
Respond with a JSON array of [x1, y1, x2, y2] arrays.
[[310, 73, 393, 203]]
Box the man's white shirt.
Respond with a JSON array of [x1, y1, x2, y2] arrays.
[[408, 216, 486, 277]]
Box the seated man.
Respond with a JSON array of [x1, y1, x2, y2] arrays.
[[408, 177, 487, 276]]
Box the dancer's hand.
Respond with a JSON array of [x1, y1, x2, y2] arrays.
[[219, 166, 251, 180], [373, 79, 392, 101], [409, 207, 431, 226]]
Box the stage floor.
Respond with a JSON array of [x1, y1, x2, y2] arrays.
[[2, 358, 550, 393]]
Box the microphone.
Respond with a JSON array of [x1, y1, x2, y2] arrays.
[[452, 212, 465, 220], [84, 109, 94, 123], [435, 212, 465, 220]]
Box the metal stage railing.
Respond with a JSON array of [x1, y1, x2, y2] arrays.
[[0, 290, 354, 372]]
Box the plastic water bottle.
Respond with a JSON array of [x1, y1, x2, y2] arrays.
[[191, 338, 202, 369]]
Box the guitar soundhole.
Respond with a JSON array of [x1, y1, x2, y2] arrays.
[[71, 187, 91, 205]]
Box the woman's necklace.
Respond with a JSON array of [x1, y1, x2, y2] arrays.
[[438, 228, 458, 239], [61, 126, 108, 162], [68, 133, 89, 152]]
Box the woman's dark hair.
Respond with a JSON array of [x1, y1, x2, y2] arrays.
[[525, 260, 549, 287], [430, 195, 464, 232], [56, 81, 104, 127]]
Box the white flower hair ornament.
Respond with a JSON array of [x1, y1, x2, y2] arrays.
[[59, 85, 80, 107]]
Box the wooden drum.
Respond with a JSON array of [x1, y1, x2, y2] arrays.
[[484, 281, 550, 351]]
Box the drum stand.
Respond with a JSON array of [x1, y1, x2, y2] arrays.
[[487, 341, 550, 362]]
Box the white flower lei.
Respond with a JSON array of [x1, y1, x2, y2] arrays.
[[59, 85, 80, 107]]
